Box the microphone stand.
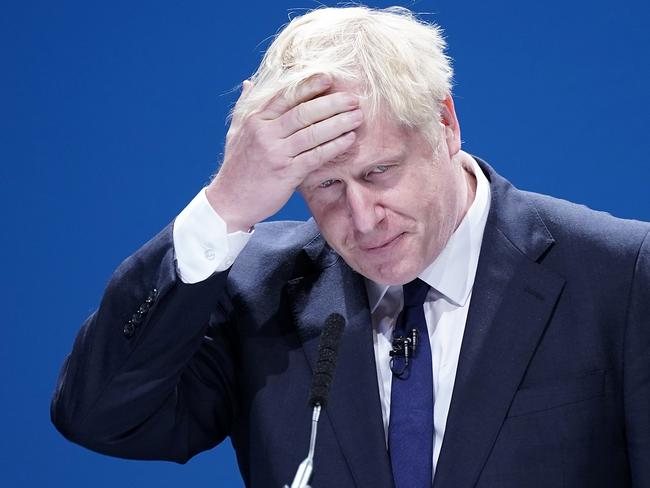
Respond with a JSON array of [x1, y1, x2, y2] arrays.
[[282, 313, 345, 488], [285, 404, 321, 488]]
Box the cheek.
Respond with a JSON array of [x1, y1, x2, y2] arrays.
[[310, 202, 349, 243], [425, 193, 462, 247]]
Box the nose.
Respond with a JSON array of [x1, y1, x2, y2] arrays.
[[345, 183, 385, 234]]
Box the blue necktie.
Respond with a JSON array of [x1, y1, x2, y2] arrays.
[[388, 278, 433, 487]]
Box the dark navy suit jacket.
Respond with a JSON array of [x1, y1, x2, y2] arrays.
[[52, 159, 650, 487]]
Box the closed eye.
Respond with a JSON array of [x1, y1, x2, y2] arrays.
[[365, 164, 393, 178], [319, 179, 340, 189]]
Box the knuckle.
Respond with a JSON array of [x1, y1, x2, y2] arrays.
[[310, 144, 324, 166], [285, 138, 299, 158], [273, 156, 292, 172], [287, 131, 305, 154], [294, 103, 310, 127], [305, 125, 317, 148], [268, 143, 289, 166], [246, 109, 265, 125]]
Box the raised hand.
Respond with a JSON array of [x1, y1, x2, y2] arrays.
[[206, 74, 363, 232]]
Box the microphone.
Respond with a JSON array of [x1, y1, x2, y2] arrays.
[[308, 313, 346, 408], [389, 327, 419, 377], [285, 313, 345, 488]]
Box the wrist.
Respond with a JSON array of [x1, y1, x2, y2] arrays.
[[204, 185, 256, 233]]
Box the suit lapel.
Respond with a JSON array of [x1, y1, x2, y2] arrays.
[[433, 161, 566, 488], [287, 237, 394, 488]]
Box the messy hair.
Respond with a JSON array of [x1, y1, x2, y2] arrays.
[[233, 6, 454, 149]]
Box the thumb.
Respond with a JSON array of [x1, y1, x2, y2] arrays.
[[242, 79, 254, 96]]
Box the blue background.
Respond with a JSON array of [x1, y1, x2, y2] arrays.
[[1, 0, 648, 486]]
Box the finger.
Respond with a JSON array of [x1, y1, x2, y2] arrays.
[[292, 131, 357, 174], [276, 91, 359, 138], [261, 73, 333, 119], [286, 108, 363, 157]]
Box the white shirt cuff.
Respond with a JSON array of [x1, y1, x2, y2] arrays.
[[172, 188, 253, 284]]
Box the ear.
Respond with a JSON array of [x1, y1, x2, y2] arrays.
[[440, 96, 461, 157]]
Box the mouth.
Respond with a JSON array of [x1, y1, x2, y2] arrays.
[[360, 233, 406, 252]]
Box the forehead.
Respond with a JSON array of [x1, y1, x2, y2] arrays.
[[354, 113, 407, 155], [330, 113, 432, 173]]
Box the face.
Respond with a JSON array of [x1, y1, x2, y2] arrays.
[[299, 100, 473, 285]]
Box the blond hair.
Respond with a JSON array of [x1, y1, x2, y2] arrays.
[[233, 6, 454, 148]]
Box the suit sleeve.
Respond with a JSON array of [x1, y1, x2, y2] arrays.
[[50, 223, 239, 463], [624, 229, 650, 486]]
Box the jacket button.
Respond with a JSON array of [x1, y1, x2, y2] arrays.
[[123, 322, 135, 338], [145, 289, 158, 303]]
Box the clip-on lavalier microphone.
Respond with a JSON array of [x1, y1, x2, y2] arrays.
[[389, 328, 418, 377]]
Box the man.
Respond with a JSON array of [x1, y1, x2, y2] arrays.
[[51, 6, 650, 487]]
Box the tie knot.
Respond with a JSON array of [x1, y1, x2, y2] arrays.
[[402, 278, 430, 309]]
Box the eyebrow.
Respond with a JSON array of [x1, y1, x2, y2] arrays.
[[321, 148, 406, 173]]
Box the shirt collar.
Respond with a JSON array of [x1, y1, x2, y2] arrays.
[[365, 156, 491, 312]]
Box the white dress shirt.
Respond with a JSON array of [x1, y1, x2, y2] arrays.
[[172, 157, 490, 475]]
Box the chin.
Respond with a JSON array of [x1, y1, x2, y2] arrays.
[[361, 261, 422, 286]]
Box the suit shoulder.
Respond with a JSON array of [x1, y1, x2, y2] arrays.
[[245, 218, 321, 255], [230, 218, 330, 279], [524, 190, 650, 257]]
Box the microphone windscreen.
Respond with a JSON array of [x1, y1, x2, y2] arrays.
[[308, 313, 345, 407]]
